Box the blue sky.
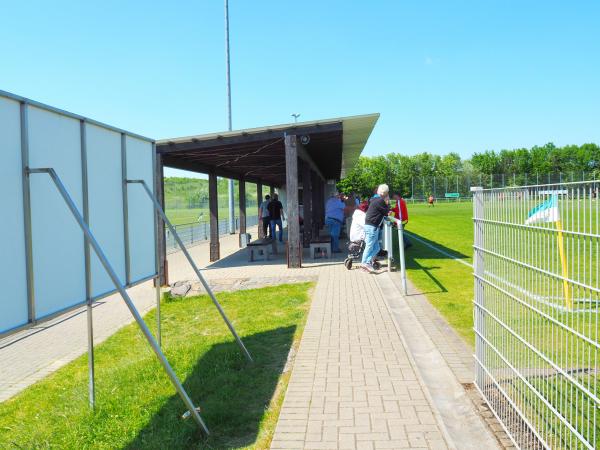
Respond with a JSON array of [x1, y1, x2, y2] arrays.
[[2, 1, 599, 178]]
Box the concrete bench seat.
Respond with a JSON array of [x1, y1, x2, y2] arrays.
[[309, 236, 331, 259], [247, 238, 278, 262]]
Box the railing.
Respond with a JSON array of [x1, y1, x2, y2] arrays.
[[383, 216, 407, 294], [473, 182, 599, 449], [165, 215, 259, 253]]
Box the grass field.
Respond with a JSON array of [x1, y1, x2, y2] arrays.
[[402, 201, 475, 344], [0, 283, 313, 450], [166, 207, 250, 226]]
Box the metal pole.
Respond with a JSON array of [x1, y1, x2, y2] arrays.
[[385, 221, 392, 273], [395, 217, 408, 295], [471, 186, 484, 391], [225, 0, 235, 235], [151, 142, 161, 348], [121, 134, 131, 285], [28, 168, 209, 435], [19, 102, 35, 324], [445, 177, 448, 201], [228, 180, 235, 234], [127, 179, 253, 363], [155, 278, 161, 347], [80, 120, 95, 409], [225, 0, 232, 133], [456, 175, 459, 198]]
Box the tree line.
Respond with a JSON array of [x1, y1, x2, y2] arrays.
[[337, 142, 600, 198]]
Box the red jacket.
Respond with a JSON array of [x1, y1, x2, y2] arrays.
[[392, 198, 409, 222]]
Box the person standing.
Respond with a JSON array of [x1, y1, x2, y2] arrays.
[[391, 192, 412, 249], [259, 194, 272, 238], [428, 194, 435, 207], [268, 193, 285, 242], [343, 193, 357, 239], [325, 192, 345, 253], [391, 192, 409, 224], [361, 184, 390, 272]]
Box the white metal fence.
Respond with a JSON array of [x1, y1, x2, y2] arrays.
[[406, 172, 598, 202], [166, 215, 259, 253], [473, 181, 599, 449]]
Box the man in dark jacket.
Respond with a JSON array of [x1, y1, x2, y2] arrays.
[[361, 184, 390, 272], [268, 194, 285, 242]]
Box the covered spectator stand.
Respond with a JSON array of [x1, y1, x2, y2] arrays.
[[155, 113, 378, 275]]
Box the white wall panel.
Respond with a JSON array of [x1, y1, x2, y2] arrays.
[[0, 91, 156, 334], [0, 97, 28, 332], [125, 136, 156, 282], [86, 124, 126, 296], [28, 106, 85, 318]]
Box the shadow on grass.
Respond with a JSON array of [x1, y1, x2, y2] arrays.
[[402, 230, 470, 261], [405, 259, 446, 294], [395, 231, 467, 294], [124, 326, 296, 450]]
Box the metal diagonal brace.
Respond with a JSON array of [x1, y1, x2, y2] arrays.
[[27, 168, 210, 435], [126, 179, 253, 363]]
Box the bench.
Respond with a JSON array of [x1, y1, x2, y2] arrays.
[[309, 236, 331, 259], [247, 238, 278, 262]]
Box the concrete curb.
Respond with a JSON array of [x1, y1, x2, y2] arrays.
[[375, 272, 499, 450]]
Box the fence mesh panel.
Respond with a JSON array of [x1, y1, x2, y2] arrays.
[[473, 181, 600, 449], [166, 215, 259, 254], [406, 172, 597, 202]]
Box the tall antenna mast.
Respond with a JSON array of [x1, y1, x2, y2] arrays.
[[225, 0, 235, 234], [225, 0, 232, 132]]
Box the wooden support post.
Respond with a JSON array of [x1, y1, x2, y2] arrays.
[[269, 185, 274, 197], [209, 172, 220, 261], [238, 177, 247, 247], [302, 162, 312, 248], [257, 183, 264, 239], [284, 135, 301, 268], [155, 153, 168, 285]]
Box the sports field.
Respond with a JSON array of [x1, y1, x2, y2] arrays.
[[166, 206, 248, 226], [402, 201, 475, 343]]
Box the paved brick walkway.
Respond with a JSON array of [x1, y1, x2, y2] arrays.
[[1, 227, 503, 450], [271, 265, 452, 450]]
